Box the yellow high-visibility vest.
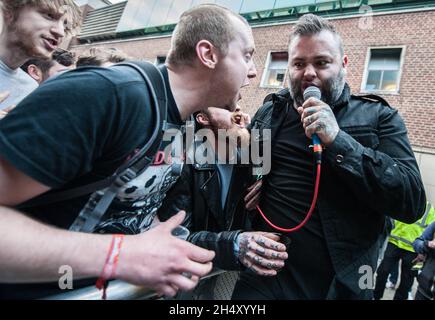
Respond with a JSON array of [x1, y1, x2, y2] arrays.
[[389, 202, 435, 252]]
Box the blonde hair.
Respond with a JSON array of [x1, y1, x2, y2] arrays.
[[167, 4, 248, 67], [1, 0, 82, 35]]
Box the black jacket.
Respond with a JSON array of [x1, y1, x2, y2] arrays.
[[158, 144, 252, 270], [250, 84, 426, 299]]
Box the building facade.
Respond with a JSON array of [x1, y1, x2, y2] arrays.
[[71, 0, 435, 203]]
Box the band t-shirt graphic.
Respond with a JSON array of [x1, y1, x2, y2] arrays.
[[95, 132, 185, 235]]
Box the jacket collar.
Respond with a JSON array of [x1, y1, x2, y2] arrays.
[[331, 83, 351, 111]]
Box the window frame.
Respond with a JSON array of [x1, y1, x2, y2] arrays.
[[260, 50, 289, 89], [361, 46, 406, 95]]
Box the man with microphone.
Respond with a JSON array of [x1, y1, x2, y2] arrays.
[[232, 14, 426, 300]]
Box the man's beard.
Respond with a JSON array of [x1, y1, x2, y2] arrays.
[[289, 68, 346, 107], [226, 125, 251, 147], [8, 22, 49, 60]]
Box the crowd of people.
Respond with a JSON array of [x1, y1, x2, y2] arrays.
[[0, 0, 431, 301]]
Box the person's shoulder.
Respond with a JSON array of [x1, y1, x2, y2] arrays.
[[44, 66, 113, 89], [252, 88, 290, 123], [2, 68, 38, 91], [40, 66, 149, 106], [96, 64, 148, 87], [350, 93, 393, 109], [350, 94, 399, 123], [262, 88, 290, 105], [55, 65, 145, 88]]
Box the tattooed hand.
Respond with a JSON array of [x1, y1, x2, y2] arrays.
[[297, 97, 339, 146], [236, 232, 288, 276]]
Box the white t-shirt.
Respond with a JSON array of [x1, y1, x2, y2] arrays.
[[0, 58, 38, 110]]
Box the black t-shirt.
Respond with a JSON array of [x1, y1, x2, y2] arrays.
[[0, 64, 184, 299], [252, 105, 335, 299]]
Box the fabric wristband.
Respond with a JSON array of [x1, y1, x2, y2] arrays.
[[96, 234, 125, 300]]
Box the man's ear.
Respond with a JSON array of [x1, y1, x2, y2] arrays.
[[342, 54, 348, 69], [27, 65, 42, 84], [195, 40, 219, 70], [196, 112, 211, 126]]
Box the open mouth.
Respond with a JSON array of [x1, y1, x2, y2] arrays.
[[302, 83, 320, 92], [232, 111, 245, 128], [233, 114, 242, 125], [42, 37, 59, 50]]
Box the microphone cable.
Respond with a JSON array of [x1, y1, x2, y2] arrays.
[[255, 141, 322, 233]]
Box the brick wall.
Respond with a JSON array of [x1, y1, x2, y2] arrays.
[[72, 10, 435, 149]]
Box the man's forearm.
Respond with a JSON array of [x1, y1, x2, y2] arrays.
[[0, 207, 216, 297], [0, 206, 110, 283]]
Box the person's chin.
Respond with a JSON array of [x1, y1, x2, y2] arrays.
[[40, 48, 53, 58], [29, 47, 52, 60], [37, 41, 56, 57]]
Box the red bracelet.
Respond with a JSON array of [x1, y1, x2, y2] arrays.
[[96, 234, 125, 300]]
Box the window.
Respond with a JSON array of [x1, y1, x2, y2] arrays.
[[155, 56, 166, 66], [363, 47, 404, 93], [261, 52, 288, 88], [117, 0, 156, 32]]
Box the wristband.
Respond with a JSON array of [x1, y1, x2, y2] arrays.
[[96, 234, 125, 300]]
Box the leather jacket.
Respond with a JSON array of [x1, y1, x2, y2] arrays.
[[249, 83, 426, 299], [158, 144, 252, 270]]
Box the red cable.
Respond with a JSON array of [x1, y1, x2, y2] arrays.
[[256, 163, 321, 233]]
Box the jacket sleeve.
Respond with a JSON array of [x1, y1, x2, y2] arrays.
[[324, 106, 426, 223], [188, 230, 243, 270], [413, 222, 435, 254]]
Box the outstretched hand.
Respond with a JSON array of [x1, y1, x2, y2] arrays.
[[116, 211, 215, 297]]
